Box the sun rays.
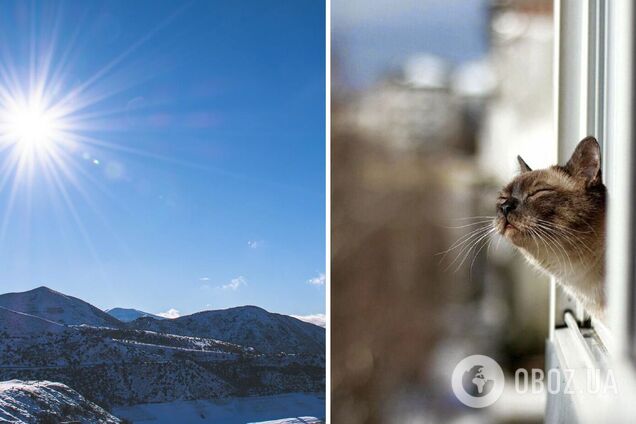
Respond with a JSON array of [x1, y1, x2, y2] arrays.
[[0, 74, 107, 272], [0, 4, 158, 265], [0, 85, 74, 178]]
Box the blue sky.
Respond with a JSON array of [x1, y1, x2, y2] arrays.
[[332, 0, 488, 88], [0, 0, 325, 318]]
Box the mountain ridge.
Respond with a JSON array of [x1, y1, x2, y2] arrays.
[[1, 286, 325, 354], [0, 286, 325, 412], [0, 286, 121, 328], [130, 305, 325, 354]]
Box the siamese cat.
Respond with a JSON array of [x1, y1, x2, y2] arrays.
[[496, 137, 606, 318]]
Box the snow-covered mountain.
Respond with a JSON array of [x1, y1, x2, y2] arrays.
[[105, 307, 163, 322], [0, 286, 325, 414], [0, 287, 121, 328], [130, 305, 325, 354], [0, 380, 121, 423], [0, 288, 325, 356]]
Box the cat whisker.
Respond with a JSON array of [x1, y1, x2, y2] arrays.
[[450, 216, 497, 221], [535, 226, 575, 275], [535, 218, 596, 235], [531, 227, 567, 273], [535, 219, 594, 239], [436, 224, 494, 256], [538, 228, 587, 264], [533, 227, 568, 271], [534, 222, 595, 258], [439, 226, 493, 269], [450, 227, 496, 272], [539, 225, 592, 259], [468, 235, 493, 279], [442, 220, 495, 229]]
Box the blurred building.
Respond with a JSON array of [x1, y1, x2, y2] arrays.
[[480, 7, 555, 181], [349, 55, 464, 153], [346, 54, 495, 155], [332, 1, 554, 423]]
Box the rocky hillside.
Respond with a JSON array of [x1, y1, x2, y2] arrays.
[[130, 305, 325, 354], [0, 380, 121, 423], [0, 287, 325, 411]]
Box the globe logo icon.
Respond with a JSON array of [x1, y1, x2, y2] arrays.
[[462, 365, 495, 397], [452, 355, 505, 408]]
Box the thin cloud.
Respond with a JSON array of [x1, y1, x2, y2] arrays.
[[157, 308, 180, 319], [221, 276, 247, 290], [199, 277, 210, 281], [307, 272, 325, 286], [292, 313, 326, 328], [247, 240, 264, 249]]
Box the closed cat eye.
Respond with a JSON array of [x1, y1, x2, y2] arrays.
[[527, 188, 554, 197]]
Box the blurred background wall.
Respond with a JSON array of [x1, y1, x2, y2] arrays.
[[331, 1, 554, 423]]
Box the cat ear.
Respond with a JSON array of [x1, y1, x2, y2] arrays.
[[565, 136, 602, 185], [517, 155, 532, 173]]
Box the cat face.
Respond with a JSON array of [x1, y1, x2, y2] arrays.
[[495, 137, 605, 250]]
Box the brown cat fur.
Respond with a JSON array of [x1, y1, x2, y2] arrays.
[[495, 137, 606, 318]]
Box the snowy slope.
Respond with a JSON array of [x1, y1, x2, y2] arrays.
[[112, 392, 324, 424], [106, 307, 164, 322], [0, 380, 121, 423], [0, 287, 121, 328], [130, 306, 325, 354], [0, 308, 67, 336], [0, 287, 325, 411], [1, 324, 323, 406], [252, 418, 321, 424]]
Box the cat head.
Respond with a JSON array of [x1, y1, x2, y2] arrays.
[[495, 136, 605, 249]]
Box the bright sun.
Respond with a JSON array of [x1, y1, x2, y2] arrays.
[[5, 101, 59, 152], [0, 81, 89, 190]]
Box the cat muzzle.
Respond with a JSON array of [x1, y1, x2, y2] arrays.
[[500, 198, 518, 217]]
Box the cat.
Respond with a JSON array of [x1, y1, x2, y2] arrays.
[[495, 136, 606, 318]]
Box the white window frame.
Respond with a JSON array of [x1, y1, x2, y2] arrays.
[[546, 1, 636, 421]]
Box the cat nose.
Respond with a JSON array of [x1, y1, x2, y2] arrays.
[[500, 199, 518, 217]]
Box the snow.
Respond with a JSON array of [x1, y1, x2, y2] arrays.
[[0, 287, 325, 419], [131, 305, 325, 354], [0, 380, 120, 423], [1, 320, 323, 405], [0, 307, 66, 336], [106, 308, 164, 322], [112, 392, 324, 424], [289, 314, 326, 328], [250, 418, 321, 424]]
